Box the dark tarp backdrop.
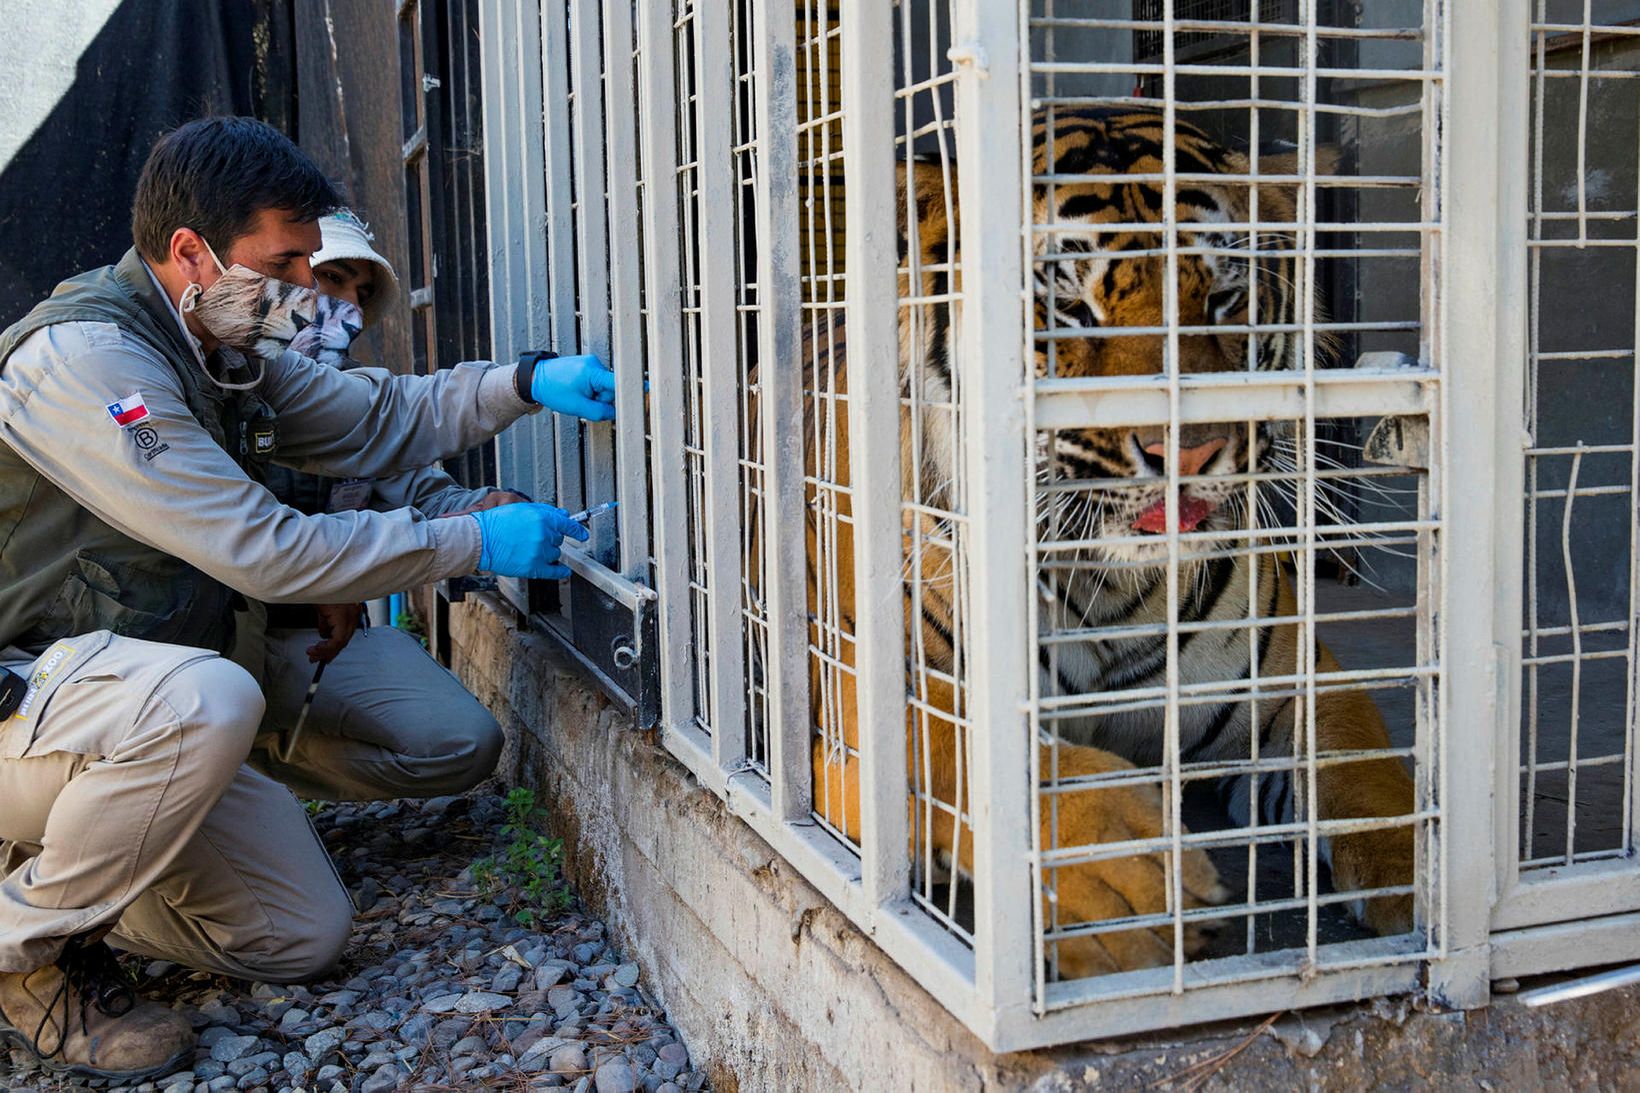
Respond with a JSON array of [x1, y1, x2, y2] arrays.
[[0, 0, 296, 329]]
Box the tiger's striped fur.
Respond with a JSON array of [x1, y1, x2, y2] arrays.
[[802, 110, 1414, 977]]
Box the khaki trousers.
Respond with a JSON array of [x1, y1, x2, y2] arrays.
[[0, 619, 502, 979], [233, 609, 503, 802]]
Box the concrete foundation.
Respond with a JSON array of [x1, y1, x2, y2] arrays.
[[443, 592, 1640, 1091]]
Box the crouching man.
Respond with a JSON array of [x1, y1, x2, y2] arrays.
[[233, 208, 569, 802], [0, 117, 616, 1080]]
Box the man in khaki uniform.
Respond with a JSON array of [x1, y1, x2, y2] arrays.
[[0, 117, 618, 1080]]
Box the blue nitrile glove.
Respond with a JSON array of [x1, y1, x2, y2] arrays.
[[469, 503, 590, 580], [529, 353, 617, 422]]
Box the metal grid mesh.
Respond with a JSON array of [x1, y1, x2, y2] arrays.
[[733, 0, 773, 775], [895, 0, 977, 944], [634, 4, 658, 584], [675, 0, 715, 737], [1520, 6, 1640, 869], [559, 3, 588, 519], [799, 0, 862, 853], [1133, 0, 1297, 63], [1024, 0, 1444, 1001]]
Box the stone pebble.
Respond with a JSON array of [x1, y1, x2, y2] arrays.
[[0, 793, 712, 1092]]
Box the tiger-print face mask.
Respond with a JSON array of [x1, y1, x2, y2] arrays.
[[288, 292, 364, 368], [179, 236, 318, 389]]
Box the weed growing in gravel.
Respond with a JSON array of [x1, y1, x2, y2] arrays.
[[394, 608, 428, 650], [472, 787, 571, 925]]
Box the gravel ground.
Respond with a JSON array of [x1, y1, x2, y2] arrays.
[[0, 793, 707, 1093]]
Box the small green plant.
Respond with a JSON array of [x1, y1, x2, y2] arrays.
[[395, 609, 428, 650], [472, 787, 571, 925]]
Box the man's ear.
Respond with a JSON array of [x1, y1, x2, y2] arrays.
[[169, 227, 215, 283]]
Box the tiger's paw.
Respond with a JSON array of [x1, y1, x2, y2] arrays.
[[1043, 770, 1230, 978], [1331, 824, 1416, 936]]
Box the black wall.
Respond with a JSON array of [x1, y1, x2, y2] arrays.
[[0, 0, 296, 328]]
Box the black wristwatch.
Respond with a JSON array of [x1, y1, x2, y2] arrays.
[[516, 349, 558, 405]]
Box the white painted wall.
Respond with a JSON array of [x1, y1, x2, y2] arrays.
[[0, 0, 123, 171]]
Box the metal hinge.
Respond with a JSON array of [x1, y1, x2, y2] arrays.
[[946, 41, 990, 78]]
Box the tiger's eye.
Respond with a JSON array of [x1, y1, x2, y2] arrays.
[[1206, 288, 1245, 323]]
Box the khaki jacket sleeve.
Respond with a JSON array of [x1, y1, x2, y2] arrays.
[[262, 349, 538, 478], [371, 464, 497, 518], [0, 323, 482, 604]]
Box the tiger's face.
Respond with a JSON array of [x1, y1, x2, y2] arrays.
[[1027, 111, 1315, 568]]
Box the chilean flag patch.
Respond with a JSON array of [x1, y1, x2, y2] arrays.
[[106, 393, 150, 428]]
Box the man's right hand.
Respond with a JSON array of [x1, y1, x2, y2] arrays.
[[470, 503, 589, 580]]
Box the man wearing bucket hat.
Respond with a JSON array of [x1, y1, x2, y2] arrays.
[[230, 209, 529, 803]]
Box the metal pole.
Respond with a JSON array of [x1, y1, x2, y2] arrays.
[[695, 0, 749, 770], [840, 0, 909, 902], [754, 0, 813, 822], [951, 0, 1033, 1027]]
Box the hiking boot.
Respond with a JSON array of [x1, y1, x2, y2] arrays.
[[0, 938, 194, 1080]]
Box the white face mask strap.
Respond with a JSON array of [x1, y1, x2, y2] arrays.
[[179, 233, 228, 314], [202, 351, 267, 392], [200, 236, 227, 275]]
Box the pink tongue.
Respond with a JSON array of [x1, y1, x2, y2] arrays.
[[1132, 495, 1214, 534]]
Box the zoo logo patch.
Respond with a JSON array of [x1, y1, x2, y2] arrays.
[[14, 641, 77, 721]]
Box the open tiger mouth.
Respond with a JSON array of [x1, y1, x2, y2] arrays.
[[1131, 493, 1216, 534]]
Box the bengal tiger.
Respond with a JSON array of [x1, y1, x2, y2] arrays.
[[797, 109, 1416, 979]]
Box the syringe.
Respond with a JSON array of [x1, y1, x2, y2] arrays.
[[567, 499, 619, 524]]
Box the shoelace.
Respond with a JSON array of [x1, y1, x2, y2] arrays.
[[32, 941, 136, 1059]]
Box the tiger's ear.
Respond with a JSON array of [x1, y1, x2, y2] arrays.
[[1222, 146, 1341, 220], [895, 158, 959, 249]]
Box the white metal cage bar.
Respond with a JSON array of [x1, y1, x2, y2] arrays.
[[755, 0, 815, 822], [542, 0, 583, 520], [838, 0, 911, 907], [638, 0, 697, 739], [601, 0, 650, 578], [1429, 0, 1515, 1008], [693, 0, 749, 770], [955, 0, 1034, 1023]]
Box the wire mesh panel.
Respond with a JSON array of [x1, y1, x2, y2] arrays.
[[1517, 7, 1640, 875], [674, 0, 718, 740], [891, 0, 978, 949], [1023, 1, 1447, 1011], [732, 0, 773, 775], [799, 0, 863, 854], [602, 0, 651, 579]]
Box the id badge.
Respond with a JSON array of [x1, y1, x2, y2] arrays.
[[326, 478, 374, 513]]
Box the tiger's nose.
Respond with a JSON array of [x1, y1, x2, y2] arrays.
[[1142, 436, 1227, 478]]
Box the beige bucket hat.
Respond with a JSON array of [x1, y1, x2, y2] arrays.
[[312, 209, 400, 329]]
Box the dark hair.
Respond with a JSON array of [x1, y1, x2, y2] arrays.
[[131, 116, 341, 261]]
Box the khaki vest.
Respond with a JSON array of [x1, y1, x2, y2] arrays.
[[0, 249, 247, 655]]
